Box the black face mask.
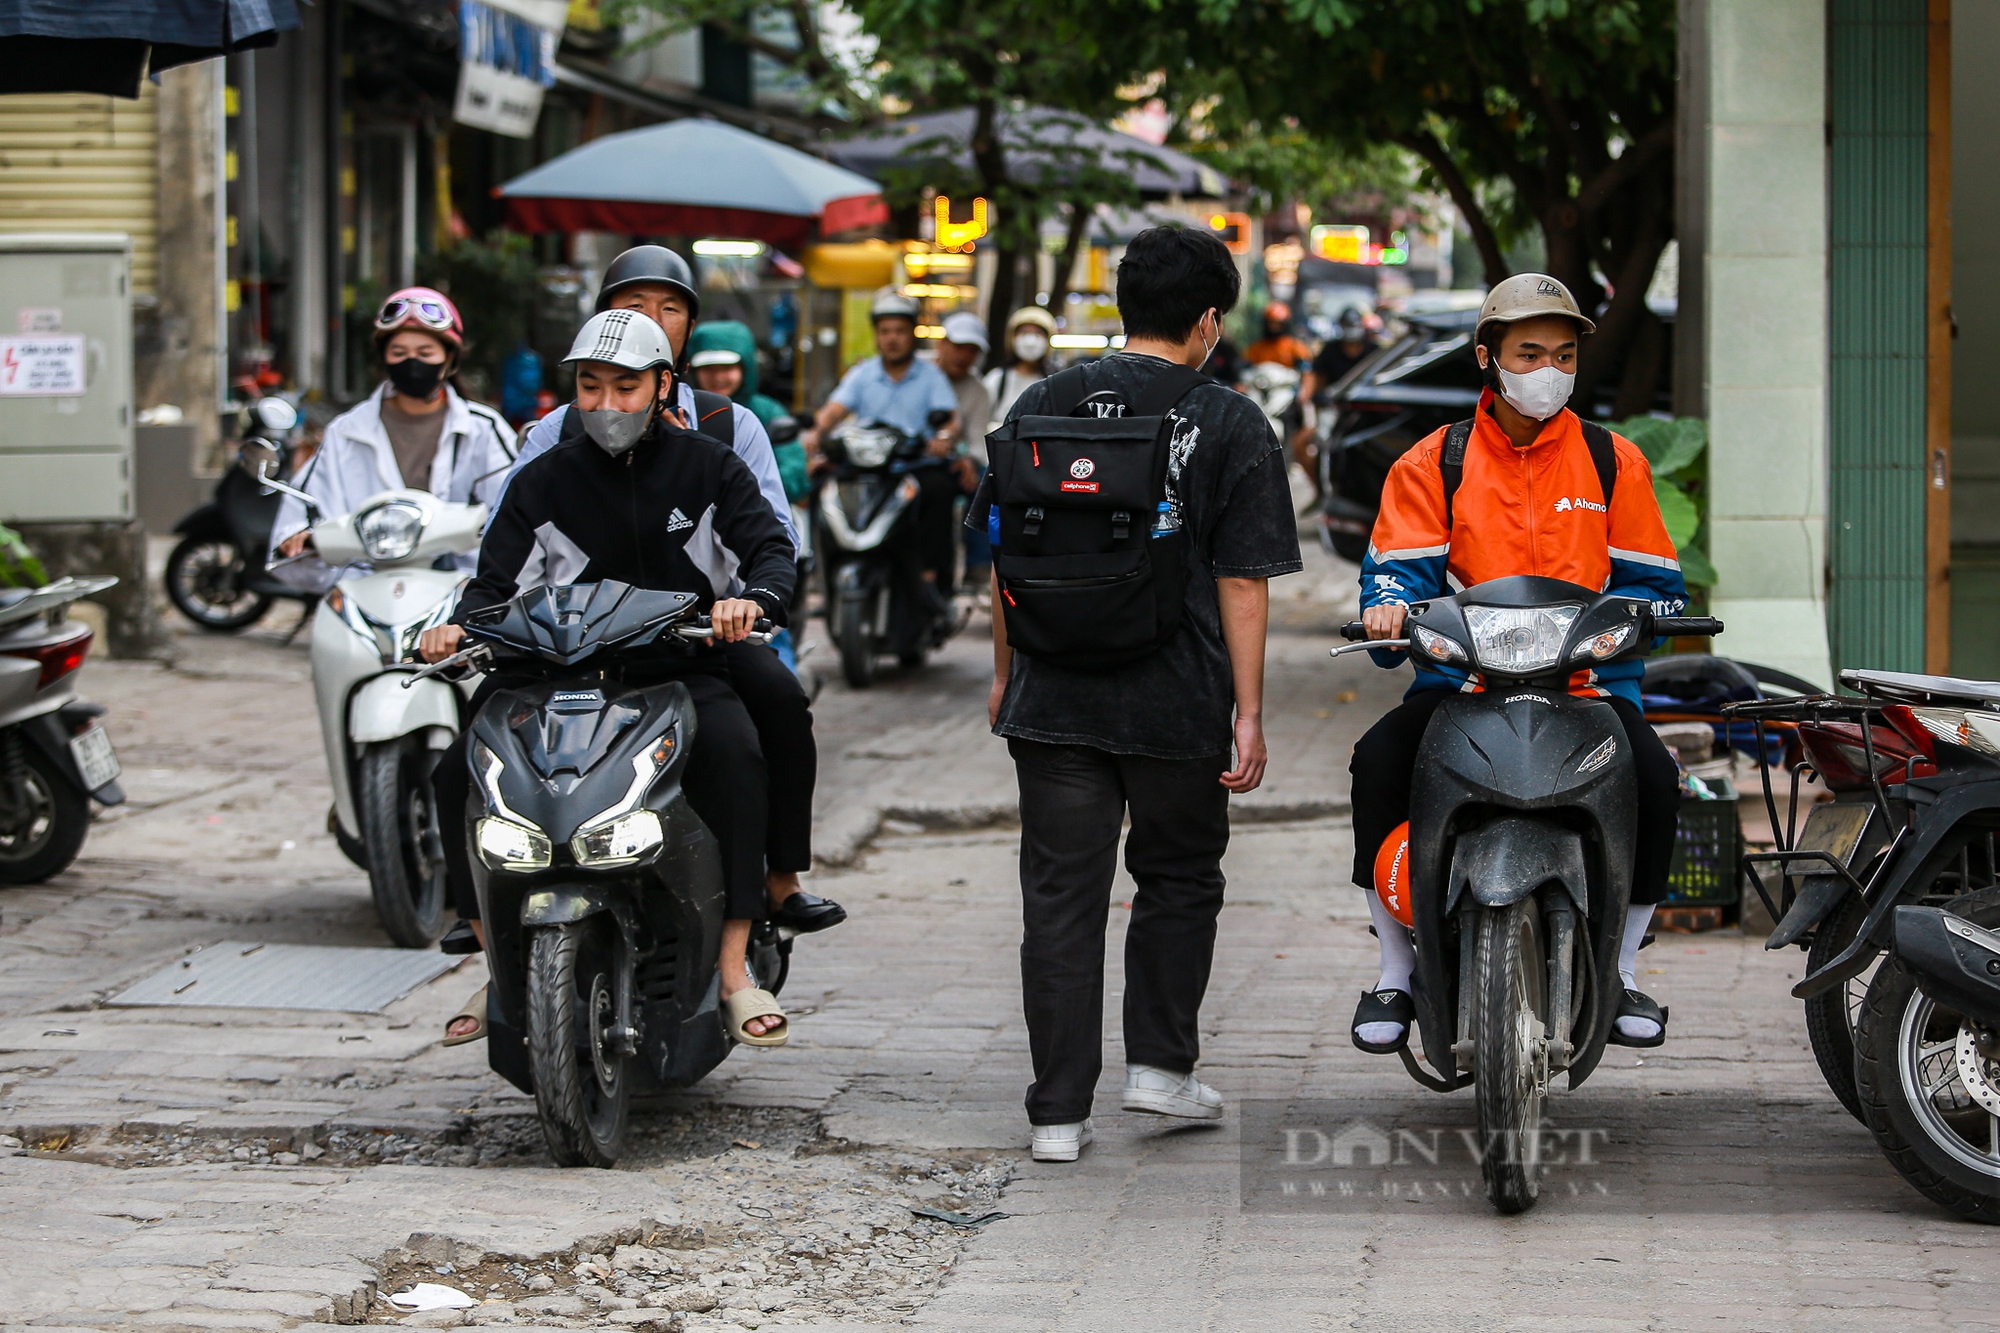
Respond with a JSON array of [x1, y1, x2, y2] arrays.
[[386, 357, 445, 400]]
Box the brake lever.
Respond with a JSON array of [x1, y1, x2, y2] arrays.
[[402, 641, 491, 686], [1330, 639, 1408, 659], [671, 626, 777, 646]]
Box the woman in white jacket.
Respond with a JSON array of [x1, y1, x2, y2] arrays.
[[270, 287, 515, 587]]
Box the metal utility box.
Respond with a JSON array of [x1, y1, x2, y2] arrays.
[[0, 234, 133, 523]]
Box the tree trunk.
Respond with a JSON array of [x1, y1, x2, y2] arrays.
[[986, 246, 1021, 373], [1567, 159, 1674, 416], [1045, 200, 1092, 334], [966, 95, 1023, 367], [1399, 131, 1509, 286]]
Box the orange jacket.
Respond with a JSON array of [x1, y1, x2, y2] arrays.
[[1359, 391, 1687, 701]]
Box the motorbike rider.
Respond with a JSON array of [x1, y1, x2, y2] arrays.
[[806, 289, 962, 606], [269, 288, 515, 581], [495, 250, 839, 966], [1242, 300, 1312, 371], [982, 305, 1056, 430], [1348, 273, 1684, 1053], [1294, 308, 1374, 499], [420, 310, 800, 1046]]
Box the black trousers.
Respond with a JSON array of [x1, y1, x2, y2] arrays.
[[914, 464, 960, 583], [436, 666, 770, 923], [721, 639, 815, 874], [1010, 738, 1231, 1125], [1348, 690, 1679, 906]]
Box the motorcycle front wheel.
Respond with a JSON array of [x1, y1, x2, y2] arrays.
[[356, 736, 448, 947], [527, 918, 630, 1168], [1854, 885, 2000, 1223], [0, 741, 88, 884], [1474, 898, 1549, 1214], [834, 595, 874, 688], [164, 537, 273, 631]]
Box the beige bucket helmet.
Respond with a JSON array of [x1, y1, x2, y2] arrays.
[[1476, 273, 1596, 345]]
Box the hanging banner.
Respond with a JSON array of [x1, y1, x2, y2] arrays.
[[455, 0, 559, 140]]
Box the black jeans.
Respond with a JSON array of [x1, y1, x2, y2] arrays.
[[913, 463, 961, 584], [1010, 738, 1231, 1125], [722, 640, 815, 874], [436, 666, 770, 923], [1348, 690, 1679, 906]]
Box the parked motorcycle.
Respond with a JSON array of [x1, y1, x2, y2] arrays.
[[268, 479, 487, 948], [1332, 578, 1721, 1213], [1730, 669, 2000, 1220], [406, 580, 788, 1167], [165, 396, 318, 633], [1237, 361, 1301, 444], [813, 412, 957, 688], [0, 576, 125, 883]]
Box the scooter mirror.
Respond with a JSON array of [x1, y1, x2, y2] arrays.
[[253, 397, 299, 433], [767, 414, 801, 445]]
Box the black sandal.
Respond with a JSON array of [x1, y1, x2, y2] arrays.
[[1608, 988, 1669, 1048], [1351, 988, 1415, 1054]]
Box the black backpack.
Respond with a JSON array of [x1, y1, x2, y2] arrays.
[[985, 362, 1208, 671], [1438, 415, 1617, 528]]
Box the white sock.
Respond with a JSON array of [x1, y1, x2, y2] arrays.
[[1359, 893, 1417, 1045], [1615, 904, 1660, 1040]]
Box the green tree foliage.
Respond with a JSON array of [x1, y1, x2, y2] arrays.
[[417, 232, 542, 400], [1128, 0, 1677, 416], [1614, 415, 1715, 588], [0, 523, 49, 590]]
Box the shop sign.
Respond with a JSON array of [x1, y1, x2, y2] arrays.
[[455, 0, 559, 140]]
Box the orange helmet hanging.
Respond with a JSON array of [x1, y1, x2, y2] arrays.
[[1373, 821, 1412, 928]]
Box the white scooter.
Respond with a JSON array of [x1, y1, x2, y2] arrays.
[[269, 483, 486, 946]]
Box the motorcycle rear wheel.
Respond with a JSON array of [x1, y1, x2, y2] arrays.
[[527, 919, 630, 1168], [1474, 899, 1548, 1214], [834, 596, 874, 689], [1804, 887, 1875, 1123], [356, 737, 447, 947], [165, 537, 273, 631], [0, 743, 88, 884]]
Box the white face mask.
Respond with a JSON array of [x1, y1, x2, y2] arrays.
[[1012, 330, 1049, 362], [1495, 364, 1575, 421], [1198, 310, 1219, 365]]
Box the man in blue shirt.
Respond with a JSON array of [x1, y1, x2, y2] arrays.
[[808, 290, 962, 593]]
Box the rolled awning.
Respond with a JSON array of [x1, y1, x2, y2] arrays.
[[0, 0, 303, 98]]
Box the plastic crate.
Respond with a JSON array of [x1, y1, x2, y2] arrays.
[[1664, 775, 1741, 905]]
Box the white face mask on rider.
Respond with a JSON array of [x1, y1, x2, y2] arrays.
[[1495, 364, 1576, 421], [1012, 330, 1049, 362]]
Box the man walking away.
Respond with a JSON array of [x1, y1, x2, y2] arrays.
[[974, 226, 1302, 1162]]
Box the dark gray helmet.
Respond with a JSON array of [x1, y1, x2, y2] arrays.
[[595, 245, 701, 322]]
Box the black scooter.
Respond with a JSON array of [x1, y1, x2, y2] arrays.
[[1334, 576, 1720, 1213], [1728, 670, 2000, 1220], [406, 581, 788, 1168], [812, 412, 958, 688], [165, 396, 318, 633]]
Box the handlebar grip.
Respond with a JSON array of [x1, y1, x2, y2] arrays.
[[1655, 616, 1723, 637], [1340, 621, 1368, 642]]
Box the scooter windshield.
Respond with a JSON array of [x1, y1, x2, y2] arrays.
[[506, 688, 652, 786], [464, 581, 697, 666]]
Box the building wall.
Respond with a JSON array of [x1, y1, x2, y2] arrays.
[[1950, 0, 2000, 675], [1700, 0, 1834, 688], [0, 88, 159, 295]]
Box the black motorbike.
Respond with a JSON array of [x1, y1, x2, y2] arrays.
[[1729, 669, 2000, 1220], [406, 581, 788, 1168], [812, 412, 958, 688], [1334, 577, 1720, 1213], [165, 396, 318, 633]]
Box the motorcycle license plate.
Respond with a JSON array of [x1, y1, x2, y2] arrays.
[[1787, 801, 1872, 871], [69, 725, 120, 792]]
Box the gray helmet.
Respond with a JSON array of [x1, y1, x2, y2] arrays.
[[596, 245, 701, 322], [869, 288, 921, 323], [1475, 272, 1595, 346]]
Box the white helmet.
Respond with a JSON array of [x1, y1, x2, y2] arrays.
[[561, 308, 676, 372], [869, 288, 921, 323]]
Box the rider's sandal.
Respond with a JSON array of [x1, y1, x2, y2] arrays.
[[724, 988, 789, 1048], [1351, 988, 1415, 1054], [1608, 988, 1669, 1048], [441, 984, 488, 1047]]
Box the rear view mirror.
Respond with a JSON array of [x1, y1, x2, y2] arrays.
[[767, 414, 801, 444], [926, 408, 953, 430], [254, 397, 299, 432]]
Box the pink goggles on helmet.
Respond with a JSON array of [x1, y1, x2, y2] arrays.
[[374, 287, 463, 343]]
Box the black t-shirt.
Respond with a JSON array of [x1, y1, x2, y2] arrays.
[[972, 353, 1303, 759], [1311, 340, 1368, 385]]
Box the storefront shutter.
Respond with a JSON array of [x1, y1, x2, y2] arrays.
[[0, 87, 160, 296]]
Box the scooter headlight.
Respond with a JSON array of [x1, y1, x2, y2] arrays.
[[1410, 624, 1467, 664], [841, 427, 899, 468], [355, 501, 425, 562], [1463, 604, 1581, 674], [571, 809, 664, 867], [1571, 622, 1636, 662], [476, 816, 551, 870]]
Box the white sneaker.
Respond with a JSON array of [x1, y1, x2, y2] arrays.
[[1030, 1118, 1094, 1162], [1122, 1065, 1224, 1120]]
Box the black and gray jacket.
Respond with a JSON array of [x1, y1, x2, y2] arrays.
[[457, 416, 796, 627]]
